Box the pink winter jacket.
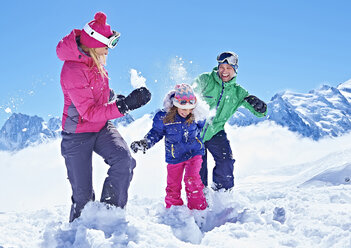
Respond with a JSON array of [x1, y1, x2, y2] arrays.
[[56, 29, 123, 133]]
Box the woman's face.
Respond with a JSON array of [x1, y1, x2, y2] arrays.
[[94, 47, 109, 56], [177, 108, 193, 118], [218, 63, 235, 82]]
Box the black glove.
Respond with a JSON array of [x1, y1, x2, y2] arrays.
[[116, 87, 151, 114], [130, 139, 148, 154], [244, 95, 267, 113]]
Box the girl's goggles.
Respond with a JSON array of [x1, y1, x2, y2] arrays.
[[83, 24, 120, 49], [177, 99, 196, 105]]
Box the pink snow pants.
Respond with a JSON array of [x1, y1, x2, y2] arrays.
[[165, 155, 208, 210]]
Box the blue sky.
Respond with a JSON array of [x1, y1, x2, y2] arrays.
[[1, 0, 350, 126]]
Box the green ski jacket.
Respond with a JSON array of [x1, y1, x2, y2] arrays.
[[193, 67, 267, 142]]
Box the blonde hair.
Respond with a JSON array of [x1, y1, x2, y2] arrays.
[[81, 45, 108, 78], [163, 106, 194, 125]]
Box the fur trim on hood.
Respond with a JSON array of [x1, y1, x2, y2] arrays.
[[163, 90, 176, 112]]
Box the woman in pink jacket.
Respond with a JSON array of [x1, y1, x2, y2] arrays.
[[56, 12, 151, 222]]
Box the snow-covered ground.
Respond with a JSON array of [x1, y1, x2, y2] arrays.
[[1, 117, 351, 248]]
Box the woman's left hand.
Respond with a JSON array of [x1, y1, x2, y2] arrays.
[[116, 87, 151, 114]]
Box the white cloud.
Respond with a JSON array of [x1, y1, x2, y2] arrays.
[[226, 121, 351, 182], [1, 117, 351, 212]]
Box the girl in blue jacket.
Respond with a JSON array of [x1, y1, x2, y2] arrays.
[[131, 84, 208, 210]]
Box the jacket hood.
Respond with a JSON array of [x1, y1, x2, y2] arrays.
[[163, 89, 214, 122], [56, 29, 92, 65], [163, 90, 176, 111]]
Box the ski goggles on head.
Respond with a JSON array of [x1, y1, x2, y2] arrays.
[[217, 52, 238, 71], [83, 24, 121, 49]]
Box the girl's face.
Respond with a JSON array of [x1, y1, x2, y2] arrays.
[[218, 63, 235, 82], [177, 108, 193, 118], [94, 47, 109, 56]]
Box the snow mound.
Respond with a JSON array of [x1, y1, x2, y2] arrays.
[[157, 205, 203, 244], [301, 163, 351, 187], [43, 202, 137, 248], [40, 189, 254, 247], [2, 121, 351, 247]]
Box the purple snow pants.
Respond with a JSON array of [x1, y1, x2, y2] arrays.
[[200, 130, 235, 190], [61, 122, 136, 222]]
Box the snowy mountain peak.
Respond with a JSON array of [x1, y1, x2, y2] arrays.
[[0, 113, 135, 151], [337, 78, 351, 91], [231, 78, 351, 140], [311, 84, 333, 92], [337, 79, 351, 103], [270, 92, 284, 101], [0, 113, 61, 151]]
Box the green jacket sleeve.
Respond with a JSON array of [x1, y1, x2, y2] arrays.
[[193, 73, 210, 96]]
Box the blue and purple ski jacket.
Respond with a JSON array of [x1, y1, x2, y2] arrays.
[[145, 110, 205, 164]]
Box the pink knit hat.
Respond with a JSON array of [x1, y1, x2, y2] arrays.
[[80, 12, 114, 48], [173, 84, 197, 109]]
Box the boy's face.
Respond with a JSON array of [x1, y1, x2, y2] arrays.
[[177, 108, 193, 118], [218, 63, 235, 82]]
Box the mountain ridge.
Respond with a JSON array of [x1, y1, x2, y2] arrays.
[[2, 78, 351, 151], [0, 113, 134, 151], [229, 79, 351, 140]]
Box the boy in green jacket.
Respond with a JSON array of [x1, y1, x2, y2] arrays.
[[193, 51, 267, 191]]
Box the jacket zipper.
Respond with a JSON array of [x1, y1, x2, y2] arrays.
[[195, 137, 203, 149], [171, 144, 175, 158]]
